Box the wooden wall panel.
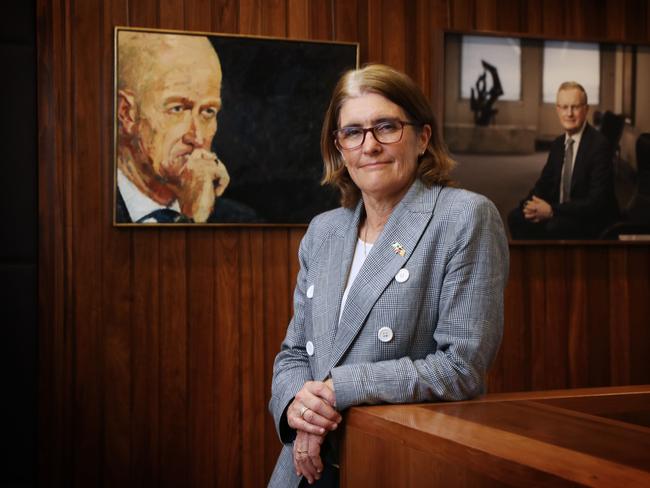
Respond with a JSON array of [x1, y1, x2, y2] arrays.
[[214, 230, 242, 487], [627, 0, 649, 41], [409, 0, 430, 94], [310, 0, 333, 40], [333, 0, 357, 42], [187, 232, 215, 487], [608, 249, 632, 385], [262, 0, 287, 37], [541, 0, 566, 37], [627, 247, 650, 385], [363, 0, 382, 62], [238, 0, 262, 35], [526, 249, 546, 389], [524, 0, 543, 35], [572, 0, 610, 38], [488, 247, 528, 393], [38, 1, 650, 486], [159, 235, 189, 487], [449, 0, 475, 31], [496, 0, 523, 32], [287, 0, 309, 38], [544, 248, 569, 388], [382, 0, 407, 71], [38, 0, 74, 484], [263, 229, 293, 478], [606, 0, 627, 39], [240, 231, 267, 488], [487, 244, 650, 397], [213, 0, 239, 32], [567, 248, 590, 386], [474, 0, 497, 31], [101, 0, 131, 482], [71, 0, 105, 485]]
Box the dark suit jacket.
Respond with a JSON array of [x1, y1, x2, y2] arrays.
[[115, 187, 260, 224], [518, 123, 618, 237]]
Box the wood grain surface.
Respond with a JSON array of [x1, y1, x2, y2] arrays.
[[342, 386, 650, 487]]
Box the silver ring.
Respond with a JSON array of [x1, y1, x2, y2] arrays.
[[299, 405, 309, 418]]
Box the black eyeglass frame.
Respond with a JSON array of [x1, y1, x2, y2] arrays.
[[333, 119, 421, 150]]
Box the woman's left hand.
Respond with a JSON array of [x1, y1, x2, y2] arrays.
[[293, 430, 325, 484], [287, 380, 340, 435]]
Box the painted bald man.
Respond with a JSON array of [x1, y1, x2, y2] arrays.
[[116, 31, 257, 223]]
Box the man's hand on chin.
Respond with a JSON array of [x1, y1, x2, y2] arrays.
[[176, 149, 230, 223]]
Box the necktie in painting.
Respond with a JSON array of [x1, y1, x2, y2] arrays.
[[561, 137, 574, 203], [137, 208, 192, 223]]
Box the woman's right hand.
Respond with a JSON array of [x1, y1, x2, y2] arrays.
[[287, 380, 341, 435], [293, 430, 325, 484]]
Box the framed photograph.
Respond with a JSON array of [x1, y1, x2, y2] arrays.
[[114, 27, 359, 226], [443, 30, 650, 241]]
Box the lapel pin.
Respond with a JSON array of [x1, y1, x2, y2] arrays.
[[391, 242, 406, 257]]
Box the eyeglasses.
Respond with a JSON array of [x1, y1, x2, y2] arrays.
[[556, 104, 586, 113], [333, 119, 419, 150]]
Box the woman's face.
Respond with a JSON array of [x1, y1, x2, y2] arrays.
[[338, 92, 430, 203]]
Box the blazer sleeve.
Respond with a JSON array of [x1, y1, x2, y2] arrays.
[[531, 140, 563, 203], [330, 196, 509, 410], [268, 224, 317, 444]]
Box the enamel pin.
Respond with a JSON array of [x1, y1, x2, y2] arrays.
[[391, 242, 406, 257]]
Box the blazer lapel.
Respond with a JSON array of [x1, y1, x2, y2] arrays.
[[321, 203, 363, 337], [327, 180, 441, 372], [311, 202, 363, 380]]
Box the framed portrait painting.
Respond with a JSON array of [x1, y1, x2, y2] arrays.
[[114, 27, 359, 226]]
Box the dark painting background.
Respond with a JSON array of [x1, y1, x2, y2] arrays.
[[210, 36, 357, 223]]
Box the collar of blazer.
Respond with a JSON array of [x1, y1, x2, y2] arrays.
[[324, 179, 444, 373]]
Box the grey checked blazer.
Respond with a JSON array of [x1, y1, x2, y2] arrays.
[[268, 180, 509, 487]]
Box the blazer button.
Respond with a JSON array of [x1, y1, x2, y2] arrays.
[[377, 327, 394, 342], [395, 268, 410, 283], [306, 284, 314, 298], [306, 341, 315, 356]]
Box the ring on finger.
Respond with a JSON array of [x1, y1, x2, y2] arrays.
[[299, 405, 309, 419]]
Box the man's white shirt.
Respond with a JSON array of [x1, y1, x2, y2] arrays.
[[117, 168, 181, 223]]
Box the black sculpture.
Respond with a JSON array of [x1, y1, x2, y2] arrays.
[[470, 60, 504, 126]]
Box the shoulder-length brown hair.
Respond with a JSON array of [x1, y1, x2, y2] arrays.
[[321, 64, 455, 208]]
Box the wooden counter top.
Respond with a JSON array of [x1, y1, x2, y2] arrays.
[[341, 386, 650, 487]]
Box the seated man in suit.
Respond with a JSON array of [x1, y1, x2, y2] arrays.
[[116, 31, 257, 224], [508, 82, 618, 239]]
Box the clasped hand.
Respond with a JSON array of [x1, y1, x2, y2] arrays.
[[288, 380, 340, 484], [523, 195, 553, 223]]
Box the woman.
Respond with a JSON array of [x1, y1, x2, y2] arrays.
[[269, 64, 508, 487]]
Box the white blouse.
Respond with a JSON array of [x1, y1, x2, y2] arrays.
[[339, 238, 373, 322]]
